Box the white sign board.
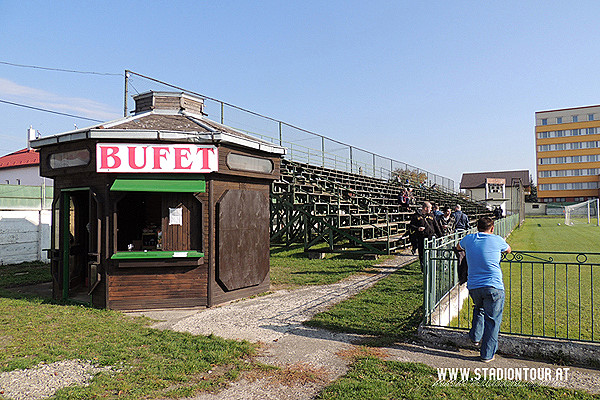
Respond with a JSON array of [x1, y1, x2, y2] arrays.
[[96, 143, 218, 173], [169, 207, 183, 225]]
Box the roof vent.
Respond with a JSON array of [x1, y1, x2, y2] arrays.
[[132, 91, 205, 115]]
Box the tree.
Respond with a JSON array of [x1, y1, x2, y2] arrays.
[[525, 174, 537, 202], [392, 168, 427, 186]]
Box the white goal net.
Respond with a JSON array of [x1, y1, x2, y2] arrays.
[[564, 199, 600, 226]]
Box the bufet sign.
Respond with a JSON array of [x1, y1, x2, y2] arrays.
[[96, 144, 218, 173]]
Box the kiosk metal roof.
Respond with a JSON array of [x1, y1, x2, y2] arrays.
[[30, 108, 286, 156]]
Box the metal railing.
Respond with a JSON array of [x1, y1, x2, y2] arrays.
[[422, 215, 519, 328], [422, 229, 473, 328], [422, 215, 600, 343], [498, 251, 600, 342], [125, 70, 457, 192]]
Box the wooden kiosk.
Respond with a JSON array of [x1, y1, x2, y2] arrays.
[[32, 92, 285, 310]]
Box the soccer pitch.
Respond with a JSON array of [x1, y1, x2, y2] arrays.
[[451, 217, 600, 341], [508, 216, 600, 253]]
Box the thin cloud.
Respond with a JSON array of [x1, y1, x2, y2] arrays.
[[0, 78, 120, 121]]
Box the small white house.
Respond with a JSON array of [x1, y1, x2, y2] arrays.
[[0, 127, 51, 186], [0, 128, 52, 264], [460, 170, 531, 216], [0, 148, 45, 185]]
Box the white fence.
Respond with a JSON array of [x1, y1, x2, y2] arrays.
[[0, 184, 53, 264]]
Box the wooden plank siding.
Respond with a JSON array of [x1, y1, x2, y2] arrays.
[[161, 192, 198, 251], [217, 146, 281, 181], [107, 262, 208, 310], [208, 176, 271, 306]]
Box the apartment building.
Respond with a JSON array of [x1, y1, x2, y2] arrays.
[[535, 105, 600, 203]]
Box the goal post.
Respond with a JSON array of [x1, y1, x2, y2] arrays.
[[564, 199, 599, 226]]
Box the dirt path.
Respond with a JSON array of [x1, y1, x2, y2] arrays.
[[132, 255, 416, 400]]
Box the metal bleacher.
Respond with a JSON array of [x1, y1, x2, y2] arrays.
[[271, 159, 491, 255]]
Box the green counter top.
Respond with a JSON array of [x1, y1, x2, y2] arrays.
[[111, 251, 204, 260]]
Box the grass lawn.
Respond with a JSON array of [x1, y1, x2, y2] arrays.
[[3, 235, 597, 398], [317, 356, 599, 400], [294, 223, 599, 399], [451, 217, 600, 341], [0, 261, 51, 288], [0, 246, 395, 399], [305, 260, 423, 343], [271, 245, 423, 343], [0, 263, 259, 399], [0, 295, 256, 399], [508, 216, 600, 253], [270, 245, 392, 287]]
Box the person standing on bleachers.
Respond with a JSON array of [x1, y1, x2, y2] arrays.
[[407, 188, 415, 205], [409, 201, 443, 271], [452, 204, 470, 232], [397, 187, 409, 207]]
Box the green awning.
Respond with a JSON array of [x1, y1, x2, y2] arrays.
[[110, 178, 205, 192]]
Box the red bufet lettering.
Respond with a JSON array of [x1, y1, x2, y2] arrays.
[[174, 147, 192, 169], [197, 147, 216, 170], [128, 146, 147, 169], [99, 146, 121, 169], [152, 147, 170, 170], [96, 144, 218, 173]]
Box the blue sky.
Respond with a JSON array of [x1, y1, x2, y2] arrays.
[[1, 1, 600, 187]]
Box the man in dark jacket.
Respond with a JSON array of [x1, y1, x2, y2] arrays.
[[452, 204, 470, 231], [493, 206, 503, 219], [410, 201, 443, 271]]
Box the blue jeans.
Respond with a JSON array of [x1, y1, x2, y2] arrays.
[[469, 287, 505, 360]]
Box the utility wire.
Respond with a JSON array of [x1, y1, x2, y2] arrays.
[[0, 60, 122, 76], [0, 99, 104, 122], [129, 80, 140, 95]]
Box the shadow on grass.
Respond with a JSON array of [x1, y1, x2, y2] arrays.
[[0, 287, 53, 304], [270, 244, 387, 261], [304, 262, 425, 346], [305, 306, 423, 343], [0, 286, 99, 310], [291, 267, 364, 276]]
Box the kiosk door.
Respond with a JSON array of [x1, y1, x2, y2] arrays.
[[59, 188, 99, 303]]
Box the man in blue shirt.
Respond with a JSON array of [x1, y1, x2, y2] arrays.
[[457, 216, 511, 362]]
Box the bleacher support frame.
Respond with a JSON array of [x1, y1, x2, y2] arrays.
[[271, 159, 492, 255]]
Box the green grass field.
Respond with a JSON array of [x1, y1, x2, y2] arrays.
[[270, 245, 392, 287], [317, 356, 599, 400], [0, 296, 256, 399], [309, 219, 600, 399], [0, 261, 51, 288], [508, 216, 600, 252], [306, 260, 424, 343], [451, 217, 600, 341]]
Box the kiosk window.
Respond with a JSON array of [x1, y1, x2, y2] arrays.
[[227, 153, 273, 174], [49, 149, 91, 169], [115, 192, 202, 254]]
